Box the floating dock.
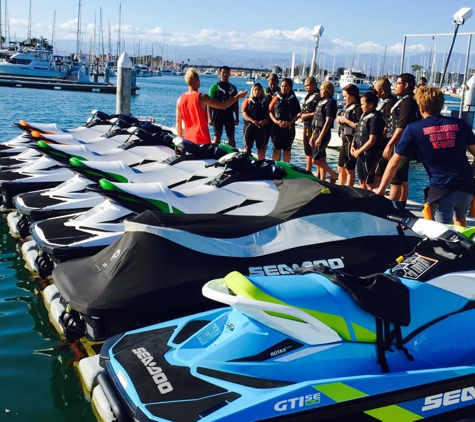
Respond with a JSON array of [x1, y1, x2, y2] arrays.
[[0, 75, 139, 95]]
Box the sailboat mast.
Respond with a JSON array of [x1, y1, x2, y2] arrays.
[[75, 0, 82, 60], [51, 10, 56, 50], [116, 2, 122, 58], [27, 0, 31, 43]]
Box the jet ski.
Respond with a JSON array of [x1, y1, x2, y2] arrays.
[[8, 141, 237, 239], [94, 216, 475, 422], [0, 110, 173, 169], [0, 109, 132, 160], [28, 156, 314, 278], [13, 109, 139, 139], [0, 127, 176, 209], [46, 180, 421, 342]]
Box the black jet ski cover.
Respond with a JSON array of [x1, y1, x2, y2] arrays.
[[52, 179, 419, 319]]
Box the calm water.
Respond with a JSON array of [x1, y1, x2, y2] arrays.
[[0, 75, 430, 421]]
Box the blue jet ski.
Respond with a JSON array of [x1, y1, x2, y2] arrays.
[[96, 216, 475, 422]]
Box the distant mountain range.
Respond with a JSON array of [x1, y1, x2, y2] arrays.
[[156, 44, 471, 77], [55, 41, 470, 76]]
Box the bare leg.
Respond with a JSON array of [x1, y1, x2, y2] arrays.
[[227, 135, 236, 148], [337, 166, 346, 185], [272, 149, 281, 161], [314, 157, 338, 182], [345, 169, 355, 186], [283, 150, 291, 163], [453, 215, 467, 226], [257, 148, 266, 160], [306, 155, 313, 172]]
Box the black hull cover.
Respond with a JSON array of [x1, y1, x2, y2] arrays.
[[52, 179, 419, 324]]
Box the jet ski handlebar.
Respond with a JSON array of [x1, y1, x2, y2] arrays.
[[388, 215, 475, 252]]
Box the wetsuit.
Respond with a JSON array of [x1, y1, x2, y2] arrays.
[[242, 96, 269, 151], [386, 94, 419, 184], [177, 92, 211, 144], [353, 110, 384, 184], [269, 91, 301, 151], [375, 94, 397, 176], [300, 91, 320, 157], [311, 97, 337, 159], [338, 102, 362, 170], [265, 87, 279, 141], [209, 81, 238, 138]]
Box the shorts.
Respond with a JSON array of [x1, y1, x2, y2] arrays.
[[338, 134, 356, 170], [243, 121, 267, 151], [303, 125, 313, 156], [213, 112, 235, 138], [271, 125, 295, 151], [390, 156, 409, 185], [356, 152, 378, 185], [313, 129, 331, 160], [429, 190, 473, 224]]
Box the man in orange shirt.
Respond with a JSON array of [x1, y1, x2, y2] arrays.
[[176, 69, 247, 144]]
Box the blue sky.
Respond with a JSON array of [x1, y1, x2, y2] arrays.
[[3, 0, 475, 59]]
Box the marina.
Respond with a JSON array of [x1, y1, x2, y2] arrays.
[[0, 75, 429, 421], [1, 2, 475, 419]]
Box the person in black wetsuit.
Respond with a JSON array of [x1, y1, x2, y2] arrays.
[[299, 76, 320, 172], [207, 66, 239, 147]]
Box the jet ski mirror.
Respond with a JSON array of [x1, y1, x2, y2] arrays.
[[172, 137, 184, 147], [204, 151, 241, 168], [126, 126, 141, 135], [388, 215, 475, 252]]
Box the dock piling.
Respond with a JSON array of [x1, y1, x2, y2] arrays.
[[116, 51, 132, 116]]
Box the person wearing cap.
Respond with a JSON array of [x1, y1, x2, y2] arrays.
[[310, 81, 338, 182]]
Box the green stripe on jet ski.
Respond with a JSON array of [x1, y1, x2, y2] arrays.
[[224, 271, 352, 340], [315, 382, 423, 421]]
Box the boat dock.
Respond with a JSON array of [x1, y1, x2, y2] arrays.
[[0, 75, 140, 95]]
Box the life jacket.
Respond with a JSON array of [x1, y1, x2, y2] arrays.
[[354, 112, 377, 149], [300, 92, 319, 114], [340, 102, 360, 136], [246, 97, 268, 121], [376, 97, 392, 112], [214, 81, 237, 102], [274, 92, 297, 121], [386, 94, 411, 137], [312, 98, 329, 129]]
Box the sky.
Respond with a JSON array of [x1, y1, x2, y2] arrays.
[[2, 0, 475, 61]]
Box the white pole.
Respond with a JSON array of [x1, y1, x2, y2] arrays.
[[116, 51, 132, 115]]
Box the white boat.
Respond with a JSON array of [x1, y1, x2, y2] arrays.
[[0, 44, 69, 79], [134, 63, 152, 77], [339, 68, 372, 91], [325, 73, 340, 88]]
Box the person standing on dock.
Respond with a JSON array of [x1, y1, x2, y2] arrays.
[[381, 73, 419, 209], [373, 77, 397, 186], [374, 86, 475, 226], [241, 82, 269, 160], [299, 76, 320, 172], [351, 91, 384, 190], [268, 78, 301, 163], [310, 81, 339, 183], [176, 68, 247, 145], [208, 66, 240, 147], [264, 73, 280, 147], [336, 83, 362, 186]]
